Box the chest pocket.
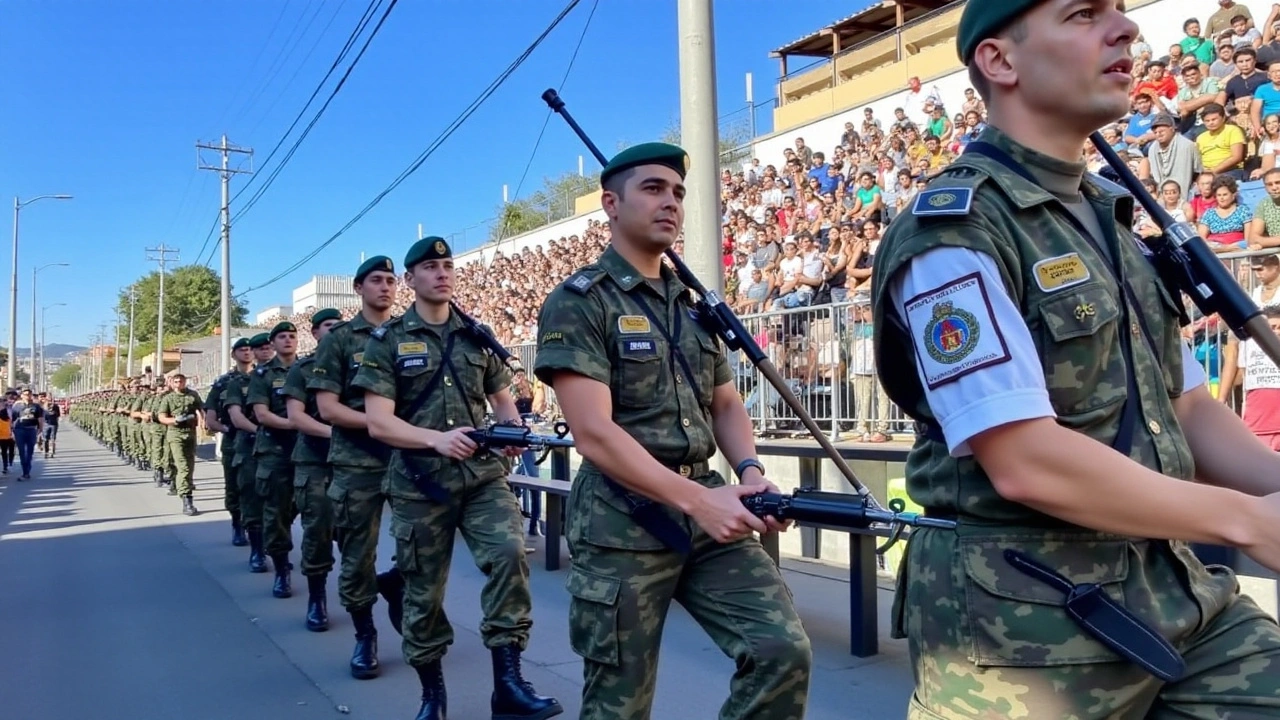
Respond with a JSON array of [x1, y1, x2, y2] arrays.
[[460, 353, 489, 401], [613, 337, 666, 408], [1035, 282, 1125, 417], [693, 333, 719, 406]]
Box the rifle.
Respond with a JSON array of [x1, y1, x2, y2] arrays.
[[541, 88, 955, 552], [415, 421, 574, 465], [742, 489, 957, 554], [1090, 132, 1280, 366]]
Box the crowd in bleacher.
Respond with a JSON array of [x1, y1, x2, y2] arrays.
[[248, 0, 1280, 436]]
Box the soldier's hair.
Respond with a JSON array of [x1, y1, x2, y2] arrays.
[[1263, 305, 1280, 319], [601, 166, 638, 201], [967, 18, 1028, 99]]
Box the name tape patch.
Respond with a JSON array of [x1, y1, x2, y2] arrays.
[[399, 357, 427, 369], [1033, 253, 1091, 293], [618, 316, 651, 334], [397, 342, 427, 355], [271, 379, 286, 389], [620, 338, 658, 358], [905, 272, 1011, 389]]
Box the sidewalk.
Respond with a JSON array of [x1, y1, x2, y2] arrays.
[[0, 426, 916, 720]]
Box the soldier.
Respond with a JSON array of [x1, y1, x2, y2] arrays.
[[247, 321, 302, 599], [157, 373, 204, 516], [204, 337, 256, 546], [357, 237, 562, 720], [308, 257, 403, 679], [147, 379, 173, 490], [868, 2, 1280, 717], [225, 334, 277, 572], [534, 143, 811, 720], [284, 308, 343, 631]]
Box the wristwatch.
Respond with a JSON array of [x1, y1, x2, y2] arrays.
[[734, 458, 766, 481]]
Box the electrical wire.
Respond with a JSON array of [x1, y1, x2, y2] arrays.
[[236, 0, 585, 299]]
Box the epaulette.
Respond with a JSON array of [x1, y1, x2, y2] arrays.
[[910, 166, 986, 218], [371, 325, 389, 340], [564, 267, 606, 296], [255, 367, 267, 376], [1086, 171, 1127, 197]]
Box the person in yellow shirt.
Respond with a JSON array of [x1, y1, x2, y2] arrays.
[[1196, 103, 1247, 179]]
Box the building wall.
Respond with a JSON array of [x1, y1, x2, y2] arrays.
[[255, 305, 292, 324], [292, 274, 359, 313]]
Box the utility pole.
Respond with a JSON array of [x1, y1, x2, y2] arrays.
[[145, 244, 179, 378], [113, 308, 121, 381], [197, 136, 253, 373], [677, 0, 728, 480], [95, 324, 108, 389], [126, 285, 137, 376]]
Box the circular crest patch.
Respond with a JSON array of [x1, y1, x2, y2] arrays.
[[923, 301, 980, 364], [928, 192, 956, 208], [434, 240, 447, 254]]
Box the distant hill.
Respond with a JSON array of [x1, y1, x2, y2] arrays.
[[14, 344, 86, 359]]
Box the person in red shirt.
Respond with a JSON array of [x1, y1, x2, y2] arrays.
[[1133, 59, 1178, 100], [1236, 305, 1280, 449]]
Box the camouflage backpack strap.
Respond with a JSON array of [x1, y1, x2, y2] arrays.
[[563, 266, 607, 296]]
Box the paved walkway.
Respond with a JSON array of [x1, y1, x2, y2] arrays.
[[0, 425, 916, 720]]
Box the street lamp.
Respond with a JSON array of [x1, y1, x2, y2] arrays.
[[32, 262, 69, 389], [10, 194, 72, 387], [39, 302, 64, 390]]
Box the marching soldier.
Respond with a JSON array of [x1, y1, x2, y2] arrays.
[[204, 337, 255, 546], [247, 321, 303, 599], [147, 379, 173, 490], [534, 143, 812, 719], [869, 2, 1280, 717], [283, 308, 343, 631], [308, 257, 403, 679], [225, 334, 277, 573], [157, 372, 204, 516], [357, 236, 562, 720]]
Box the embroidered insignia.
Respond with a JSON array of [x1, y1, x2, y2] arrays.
[[912, 187, 974, 216], [1033, 253, 1092, 293], [618, 316, 651, 334]]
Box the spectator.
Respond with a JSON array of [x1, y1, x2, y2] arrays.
[[1251, 62, 1280, 137], [1248, 168, 1280, 248], [899, 76, 941, 126], [1197, 174, 1253, 251], [1195, 103, 1247, 178], [1133, 60, 1178, 101], [1227, 13, 1264, 51], [1189, 170, 1218, 222], [1206, 0, 1254, 39], [1209, 40, 1237, 79], [1251, 113, 1280, 178], [1176, 62, 1225, 136], [1158, 179, 1194, 221], [1125, 92, 1161, 152], [1224, 47, 1266, 107], [1181, 18, 1218, 67], [1146, 113, 1203, 192], [960, 87, 986, 118]]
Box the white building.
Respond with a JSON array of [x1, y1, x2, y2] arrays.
[[255, 305, 293, 325], [292, 274, 359, 315]]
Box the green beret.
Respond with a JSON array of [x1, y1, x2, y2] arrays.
[[248, 333, 271, 348], [601, 142, 689, 185], [231, 337, 251, 350], [355, 255, 395, 284], [958, 0, 1043, 64], [311, 308, 342, 328], [404, 236, 452, 269], [269, 321, 297, 340]]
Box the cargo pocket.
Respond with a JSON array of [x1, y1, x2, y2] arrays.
[[565, 566, 622, 666], [389, 517, 419, 573], [585, 480, 673, 552], [327, 484, 351, 529], [962, 536, 1130, 667]]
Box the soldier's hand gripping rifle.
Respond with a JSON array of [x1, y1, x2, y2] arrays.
[[465, 421, 574, 465], [542, 88, 957, 551], [1091, 132, 1280, 366]]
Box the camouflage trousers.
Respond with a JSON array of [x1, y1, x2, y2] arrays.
[[565, 471, 812, 720], [293, 463, 334, 577], [328, 466, 387, 611], [165, 430, 197, 497], [220, 441, 239, 520], [389, 475, 533, 667], [895, 527, 1280, 719], [257, 455, 297, 557], [235, 452, 264, 532], [149, 428, 172, 478]]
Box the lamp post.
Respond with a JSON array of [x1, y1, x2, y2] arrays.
[[32, 262, 68, 389], [39, 302, 64, 390], [10, 195, 72, 386]]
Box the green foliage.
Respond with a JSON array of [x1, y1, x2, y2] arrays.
[[116, 265, 247, 350], [659, 117, 754, 166], [50, 363, 80, 391], [488, 171, 601, 243]]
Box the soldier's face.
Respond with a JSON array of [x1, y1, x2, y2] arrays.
[[606, 165, 685, 251], [174, 377, 187, 391], [406, 260, 455, 304], [272, 332, 297, 356], [234, 347, 253, 364], [979, 0, 1137, 130], [314, 319, 340, 342], [253, 346, 274, 364], [356, 271, 397, 311]]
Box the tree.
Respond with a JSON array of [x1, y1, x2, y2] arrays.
[[50, 363, 81, 391], [488, 170, 601, 243], [116, 265, 248, 350], [13, 368, 29, 386], [660, 118, 755, 168]]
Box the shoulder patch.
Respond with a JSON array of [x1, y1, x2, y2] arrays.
[[912, 187, 974, 217], [904, 272, 1012, 390], [564, 268, 605, 296], [256, 367, 267, 376], [371, 326, 388, 340], [1087, 172, 1127, 197]]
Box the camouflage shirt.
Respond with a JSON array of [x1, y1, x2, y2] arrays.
[[223, 370, 260, 464], [352, 303, 511, 499], [306, 312, 392, 469], [205, 370, 245, 449], [158, 388, 204, 434], [281, 355, 330, 465], [533, 244, 732, 469], [246, 356, 296, 458]]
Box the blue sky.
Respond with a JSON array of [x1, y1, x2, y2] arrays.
[[1, 0, 866, 349]]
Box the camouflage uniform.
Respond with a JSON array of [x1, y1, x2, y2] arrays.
[[148, 385, 173, 485], [871, 125, 1280, 718], [225, 363, 268, 572], [534, 244, 812, 720], [205, 370, 243, 534], [158, 385, 203, 515], [247, 355, 301, 593], [282, 353, 335, 581]]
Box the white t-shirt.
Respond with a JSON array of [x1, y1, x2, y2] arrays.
[[779, 255, 803, 282], [889, 246, 1205, 457]]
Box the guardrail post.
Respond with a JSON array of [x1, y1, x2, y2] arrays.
[[544, 447, 570, 571]]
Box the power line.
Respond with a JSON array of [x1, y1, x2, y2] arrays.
[[237, 0, 585, 299]]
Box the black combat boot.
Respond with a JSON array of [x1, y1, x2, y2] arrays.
[[271, 553, 292, 598], [181, 496, 199, 516], [490, 645, 563, 720], [153, 469, 164, 488], [305, 575, 328, 632], [375, 566, 405, 635], [348, 606, 379, 679], [166, 476, 177, 496], [412, 660, 447, 720], [247, 529, 268, 573], [231, 517, 247, 547]]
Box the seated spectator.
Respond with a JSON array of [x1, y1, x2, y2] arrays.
[[1133, 59, 1178, 101], [1196, 174, 1253, 251], [1252, 63, 1280, 135], [1196, 103, 1247, 179], [1158, 179, 1194, 222], [1225, 48, 1267, 108], [1251, 113, 1280, 178], [1248, 168, 1280, 249], [1180, 18, 1218, 68], [1175, 62, 1224, 137]]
